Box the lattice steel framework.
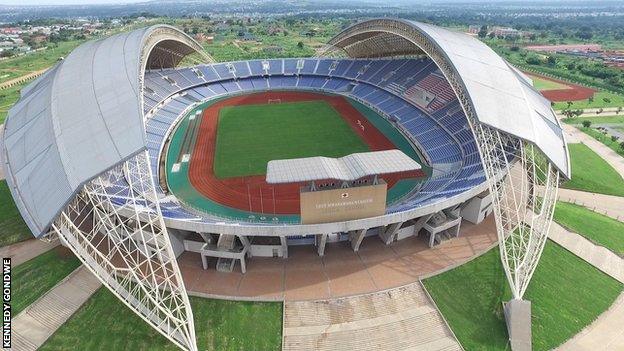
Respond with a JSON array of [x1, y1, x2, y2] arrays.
[[324, 19, 563, 299], [49, 151, 197, 351]]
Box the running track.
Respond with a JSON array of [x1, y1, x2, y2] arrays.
[[187, 91, 423, 215]]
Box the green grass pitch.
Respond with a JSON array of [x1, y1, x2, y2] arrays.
[[213, 100, 370, 179]]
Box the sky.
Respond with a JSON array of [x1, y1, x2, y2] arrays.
[[0, 0, 148, 5]]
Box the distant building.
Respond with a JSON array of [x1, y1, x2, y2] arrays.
[[241, 32, 257, 41], [194, 33, 214, 44], [492, 27, 521, 38], [1, 27, 21, 35], [263, 45, 283, 53], [467, 25, 481, 35]]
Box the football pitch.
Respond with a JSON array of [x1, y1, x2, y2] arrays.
[[213, 100, 370, 179]]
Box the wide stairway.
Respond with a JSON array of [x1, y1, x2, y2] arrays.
[[283, 283, 462, 351], [11, 266, 101, 351]]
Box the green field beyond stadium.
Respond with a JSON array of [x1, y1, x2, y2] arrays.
[[214, 100, 369, 179]]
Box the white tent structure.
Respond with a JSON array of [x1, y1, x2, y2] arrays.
[[1, 19, 568, 351]]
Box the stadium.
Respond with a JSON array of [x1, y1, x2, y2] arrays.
[[2, 19, 569, 351]]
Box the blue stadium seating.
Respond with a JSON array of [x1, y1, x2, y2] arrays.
[[137, 57, 487, 223]]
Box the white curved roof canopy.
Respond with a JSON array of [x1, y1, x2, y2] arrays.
[[325, 19, 570, 179], [266, 150, 421, 184], [1, 25, 208, 237]]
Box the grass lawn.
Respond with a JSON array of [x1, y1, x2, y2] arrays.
[[424, 241, 623, 351], [553, 90, 624, 110], [562, 115, 624, 125], [42, 288, 283, 351], [12, 248, 81, 315], [0, 41, 82, 84], [213, 100, 369, 178], [0, 84, 23, 124], [0, 180, 34, 247], [562, 143, 624, 197], [554, 202, 624, 256], [530, 75, 570, 91], [579, 127, 624, 158]]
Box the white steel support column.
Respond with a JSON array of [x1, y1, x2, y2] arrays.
[[50, 151, 197, 351]]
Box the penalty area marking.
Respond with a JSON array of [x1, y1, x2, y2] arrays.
[[181, 154, 190, 163]]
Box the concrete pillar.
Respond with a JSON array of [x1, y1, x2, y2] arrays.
[[378, 222, 403, 245], [199, 233, 212, 244], [315, 234, 328, 256], [280, 236, 288, 259], [412, 214, 433, 237], [349, 229, 367, 252], [504, 299, 532, 351], [240, 256, 247, 274], [238, 235, 252, 258]]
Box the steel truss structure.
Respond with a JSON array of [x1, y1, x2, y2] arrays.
[[50, 151, 197, 351], [323, 18, 565, 300], [3, 20, 570, 351]]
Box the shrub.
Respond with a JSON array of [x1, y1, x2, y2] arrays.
[[582, 120, 592, 128], [612, 135, 620, 142]]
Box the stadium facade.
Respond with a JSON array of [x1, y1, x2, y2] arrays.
[[1, 19, 569, 351]]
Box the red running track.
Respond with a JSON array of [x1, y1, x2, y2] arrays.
[[529, 73, 596, 102], [187, 91, 422, 215]]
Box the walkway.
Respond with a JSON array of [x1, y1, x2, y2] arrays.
[[555, 107, 624, 118], [549, 220, 623, 284], [556, 188, 624, 221], [181, 216, 497, 301], [557, 292, 624, 351], [0, 238, 58, 266], [562, 123, 624, 179], [10, 266, 101, 351], [548, 215, 624, 350], [282, 282, 461, 351], [0, 69, 47, 90]]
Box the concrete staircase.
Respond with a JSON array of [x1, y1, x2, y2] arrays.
[[10, 266, 101, 351], [283, 283, 462, 351], [216, 234, 236, 273]]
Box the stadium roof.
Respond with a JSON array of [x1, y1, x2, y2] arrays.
[[324, 18, 570, 178], [266, 150, 421, 184], [1, 25, 209, 237]]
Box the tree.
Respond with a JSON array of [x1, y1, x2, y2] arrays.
[[567, 101, 573, 108], [547, 55, 556, 66], [620, 141, 624, 151], [588, 96, 594, 104], [612, 135, 619, 142], [297, 41, 304, 49], [562, 109, 575, 119], [603, 97, 612, 104], [582, 120, 591, 128], [576, 26, 593, 40], [597, 108, 604, 114], [617, 106, 622, 115], [478, 25, 488, 38]]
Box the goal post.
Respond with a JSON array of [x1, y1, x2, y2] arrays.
[[267, 98, 282, 104]]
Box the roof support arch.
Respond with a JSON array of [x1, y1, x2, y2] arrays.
[[324, 20, 565, 334]]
